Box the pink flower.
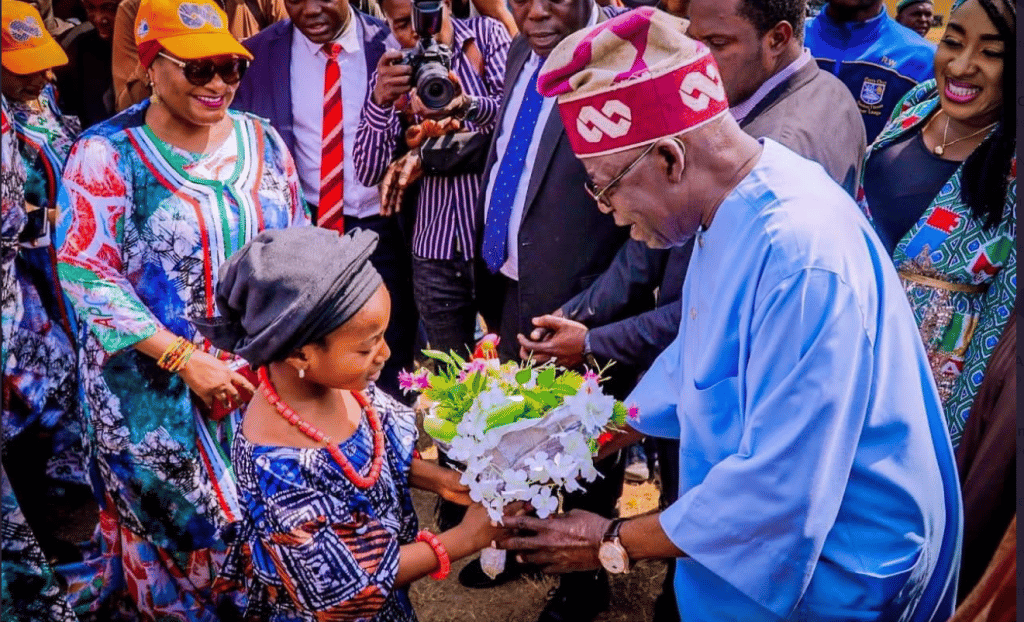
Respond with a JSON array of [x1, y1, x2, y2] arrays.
[[583, 369, 599, 382], [398, 369, 417, 393], [627, 404, 640, 421], [398, 369, 432, 393], [413, 369, 431, 390]]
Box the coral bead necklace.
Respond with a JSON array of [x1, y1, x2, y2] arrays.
[[258, 367, 385, 489]]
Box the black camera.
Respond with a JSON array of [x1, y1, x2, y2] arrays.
[[399, 0, 455, 110]]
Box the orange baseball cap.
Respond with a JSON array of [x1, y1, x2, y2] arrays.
[[134, 0, 253, 67], [1, 0, 69, 75]]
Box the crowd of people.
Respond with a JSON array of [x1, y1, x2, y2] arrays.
[[0, 0, 1015, 619]]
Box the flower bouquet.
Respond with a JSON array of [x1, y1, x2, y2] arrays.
[[400, 335, 635, 578]]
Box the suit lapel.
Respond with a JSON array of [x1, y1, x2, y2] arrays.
[[520, 6, 609, 223], [273, 24, 295, 144], [520, 106, 563, 223], [476, 39, 531, 235]]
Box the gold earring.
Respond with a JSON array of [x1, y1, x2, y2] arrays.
[[149, 84, 160, 106]]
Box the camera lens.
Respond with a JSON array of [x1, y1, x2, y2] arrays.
[[417, 63, 456, 109]]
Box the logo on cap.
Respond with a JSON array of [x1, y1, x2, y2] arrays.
[[177, 2, 223, 29], [137, 18, 150, 37], [576, 100, 632, 143], [678, 64, 725, 112], [9, 16, 43, 42]]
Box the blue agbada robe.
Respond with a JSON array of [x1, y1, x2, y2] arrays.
[[630, 139, 961, 622]]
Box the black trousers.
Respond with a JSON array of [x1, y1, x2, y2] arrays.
[[342, 213, 419, 404]]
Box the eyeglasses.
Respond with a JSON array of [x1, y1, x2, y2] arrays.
[[584, 141, 658, 208], [157, 52, 248, 86]]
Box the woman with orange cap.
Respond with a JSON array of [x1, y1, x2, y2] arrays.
[[53, 0, 310, 617], [1, 0, 90, 547]]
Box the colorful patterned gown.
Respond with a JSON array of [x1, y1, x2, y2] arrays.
[[1, 97, 79, 622], [860, 80, 1016, 447], [55, 101, 310, 621], [222, 385, 419, 622], [5, 84, 84, 486]]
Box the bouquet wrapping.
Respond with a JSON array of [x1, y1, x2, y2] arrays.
[[401, 336, 635, 577]]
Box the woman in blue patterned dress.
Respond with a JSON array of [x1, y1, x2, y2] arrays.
[[54, 0, 310, 618], [1, 0, 85, 497], [2, 92, 79, 622], [859, 0, 1015, 448], [194, 227, 505, 622]]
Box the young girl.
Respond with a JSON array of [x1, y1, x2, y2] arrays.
[[194, 226, 503, 621]]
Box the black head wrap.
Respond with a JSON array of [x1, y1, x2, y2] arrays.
[[192, 227, 382, 368]]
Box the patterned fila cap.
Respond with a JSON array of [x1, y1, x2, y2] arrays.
[[538, 7, 729, 158], [1, 0, 68, 75], [135, 0, 252, 67]]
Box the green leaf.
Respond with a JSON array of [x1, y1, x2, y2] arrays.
[[515, 368, 533, 385], [423, 349, 457, 369], [536, 367, 556, 388], [451, 352, 467, 368]]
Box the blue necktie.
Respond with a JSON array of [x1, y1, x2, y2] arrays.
[[482, 65, 545, 274]]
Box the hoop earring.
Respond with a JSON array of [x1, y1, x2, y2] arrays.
[[298, 368, 305, 379]]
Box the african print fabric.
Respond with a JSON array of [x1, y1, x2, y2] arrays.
[[223, 385, 419, 622], [4, 85, 84, 485], [1, 97, 26, 360], [860, 80, 1016, 447], [55, 100, 311, 619], [1, 95, 80, 622]]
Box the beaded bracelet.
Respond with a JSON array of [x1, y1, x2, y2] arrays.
[[415, 530, 451, 580], [157, 337, 196, 373]]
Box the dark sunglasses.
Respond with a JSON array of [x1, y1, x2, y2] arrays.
[[158, 52, 248, 86]]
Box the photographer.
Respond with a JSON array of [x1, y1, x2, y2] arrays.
[[355, 0, 509, 376]]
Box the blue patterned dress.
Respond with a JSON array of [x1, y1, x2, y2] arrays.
[[55, 101, 310, 620], [859, 80, 1016, 447], [4, 84, 84, 486], [1, 95, 80, 622], [224, 385, 420, 622]]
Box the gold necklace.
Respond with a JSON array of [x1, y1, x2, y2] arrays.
[[932, 112, 997, 156]]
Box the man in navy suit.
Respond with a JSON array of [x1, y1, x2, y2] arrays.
[[232, 0, 419, 402], [471, 0, 635, 619]]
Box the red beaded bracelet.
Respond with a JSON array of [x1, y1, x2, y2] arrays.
[[415, 530, 451, 580]]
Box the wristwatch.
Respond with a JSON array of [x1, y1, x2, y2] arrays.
[[598, 518, 630, 574], [458, 95, 480, 123], [582, 330, 599, 370]]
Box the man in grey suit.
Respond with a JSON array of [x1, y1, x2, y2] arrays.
[[520, 0, 864, 378], [471, 0, 634, 618]]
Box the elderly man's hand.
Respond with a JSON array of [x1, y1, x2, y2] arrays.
[[496, 509, 611, 574], [517, 314, 587, 367]]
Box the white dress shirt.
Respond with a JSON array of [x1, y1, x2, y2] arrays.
[[484, 4, 598, 281], [291, 18, 381, 219]]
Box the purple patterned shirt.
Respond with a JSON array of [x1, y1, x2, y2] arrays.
[[354, 16, 510, 260]]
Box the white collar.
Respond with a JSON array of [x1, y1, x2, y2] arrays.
[[296, 12, 361, 57]]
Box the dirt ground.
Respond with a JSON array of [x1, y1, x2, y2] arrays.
[[409, 446, 669, 622]]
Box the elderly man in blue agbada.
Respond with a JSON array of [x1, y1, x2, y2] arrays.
[[498, 8, 962, 622]]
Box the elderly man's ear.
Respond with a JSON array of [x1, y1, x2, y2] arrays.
[[654, 136, 686, 183]]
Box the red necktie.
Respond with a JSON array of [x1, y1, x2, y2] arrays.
[[318, 43, 345, 231]]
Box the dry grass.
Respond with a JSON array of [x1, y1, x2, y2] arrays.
[[410, 445, 668, 622]]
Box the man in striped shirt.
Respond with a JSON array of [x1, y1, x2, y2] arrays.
[[355, 0, 511, 361]]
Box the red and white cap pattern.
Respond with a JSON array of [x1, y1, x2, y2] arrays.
[[538, 7, 729, 158]]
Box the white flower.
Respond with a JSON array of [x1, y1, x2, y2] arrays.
[[448, 434, 477, 462], [561, 384, 616, 436], [546, 452, 578, 482], [523, 451, 552, 482], [577, 459, 600, 483], [531, 487, 559, 518], [501, 468, 531, 495], [469, 476, 501, 503]]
